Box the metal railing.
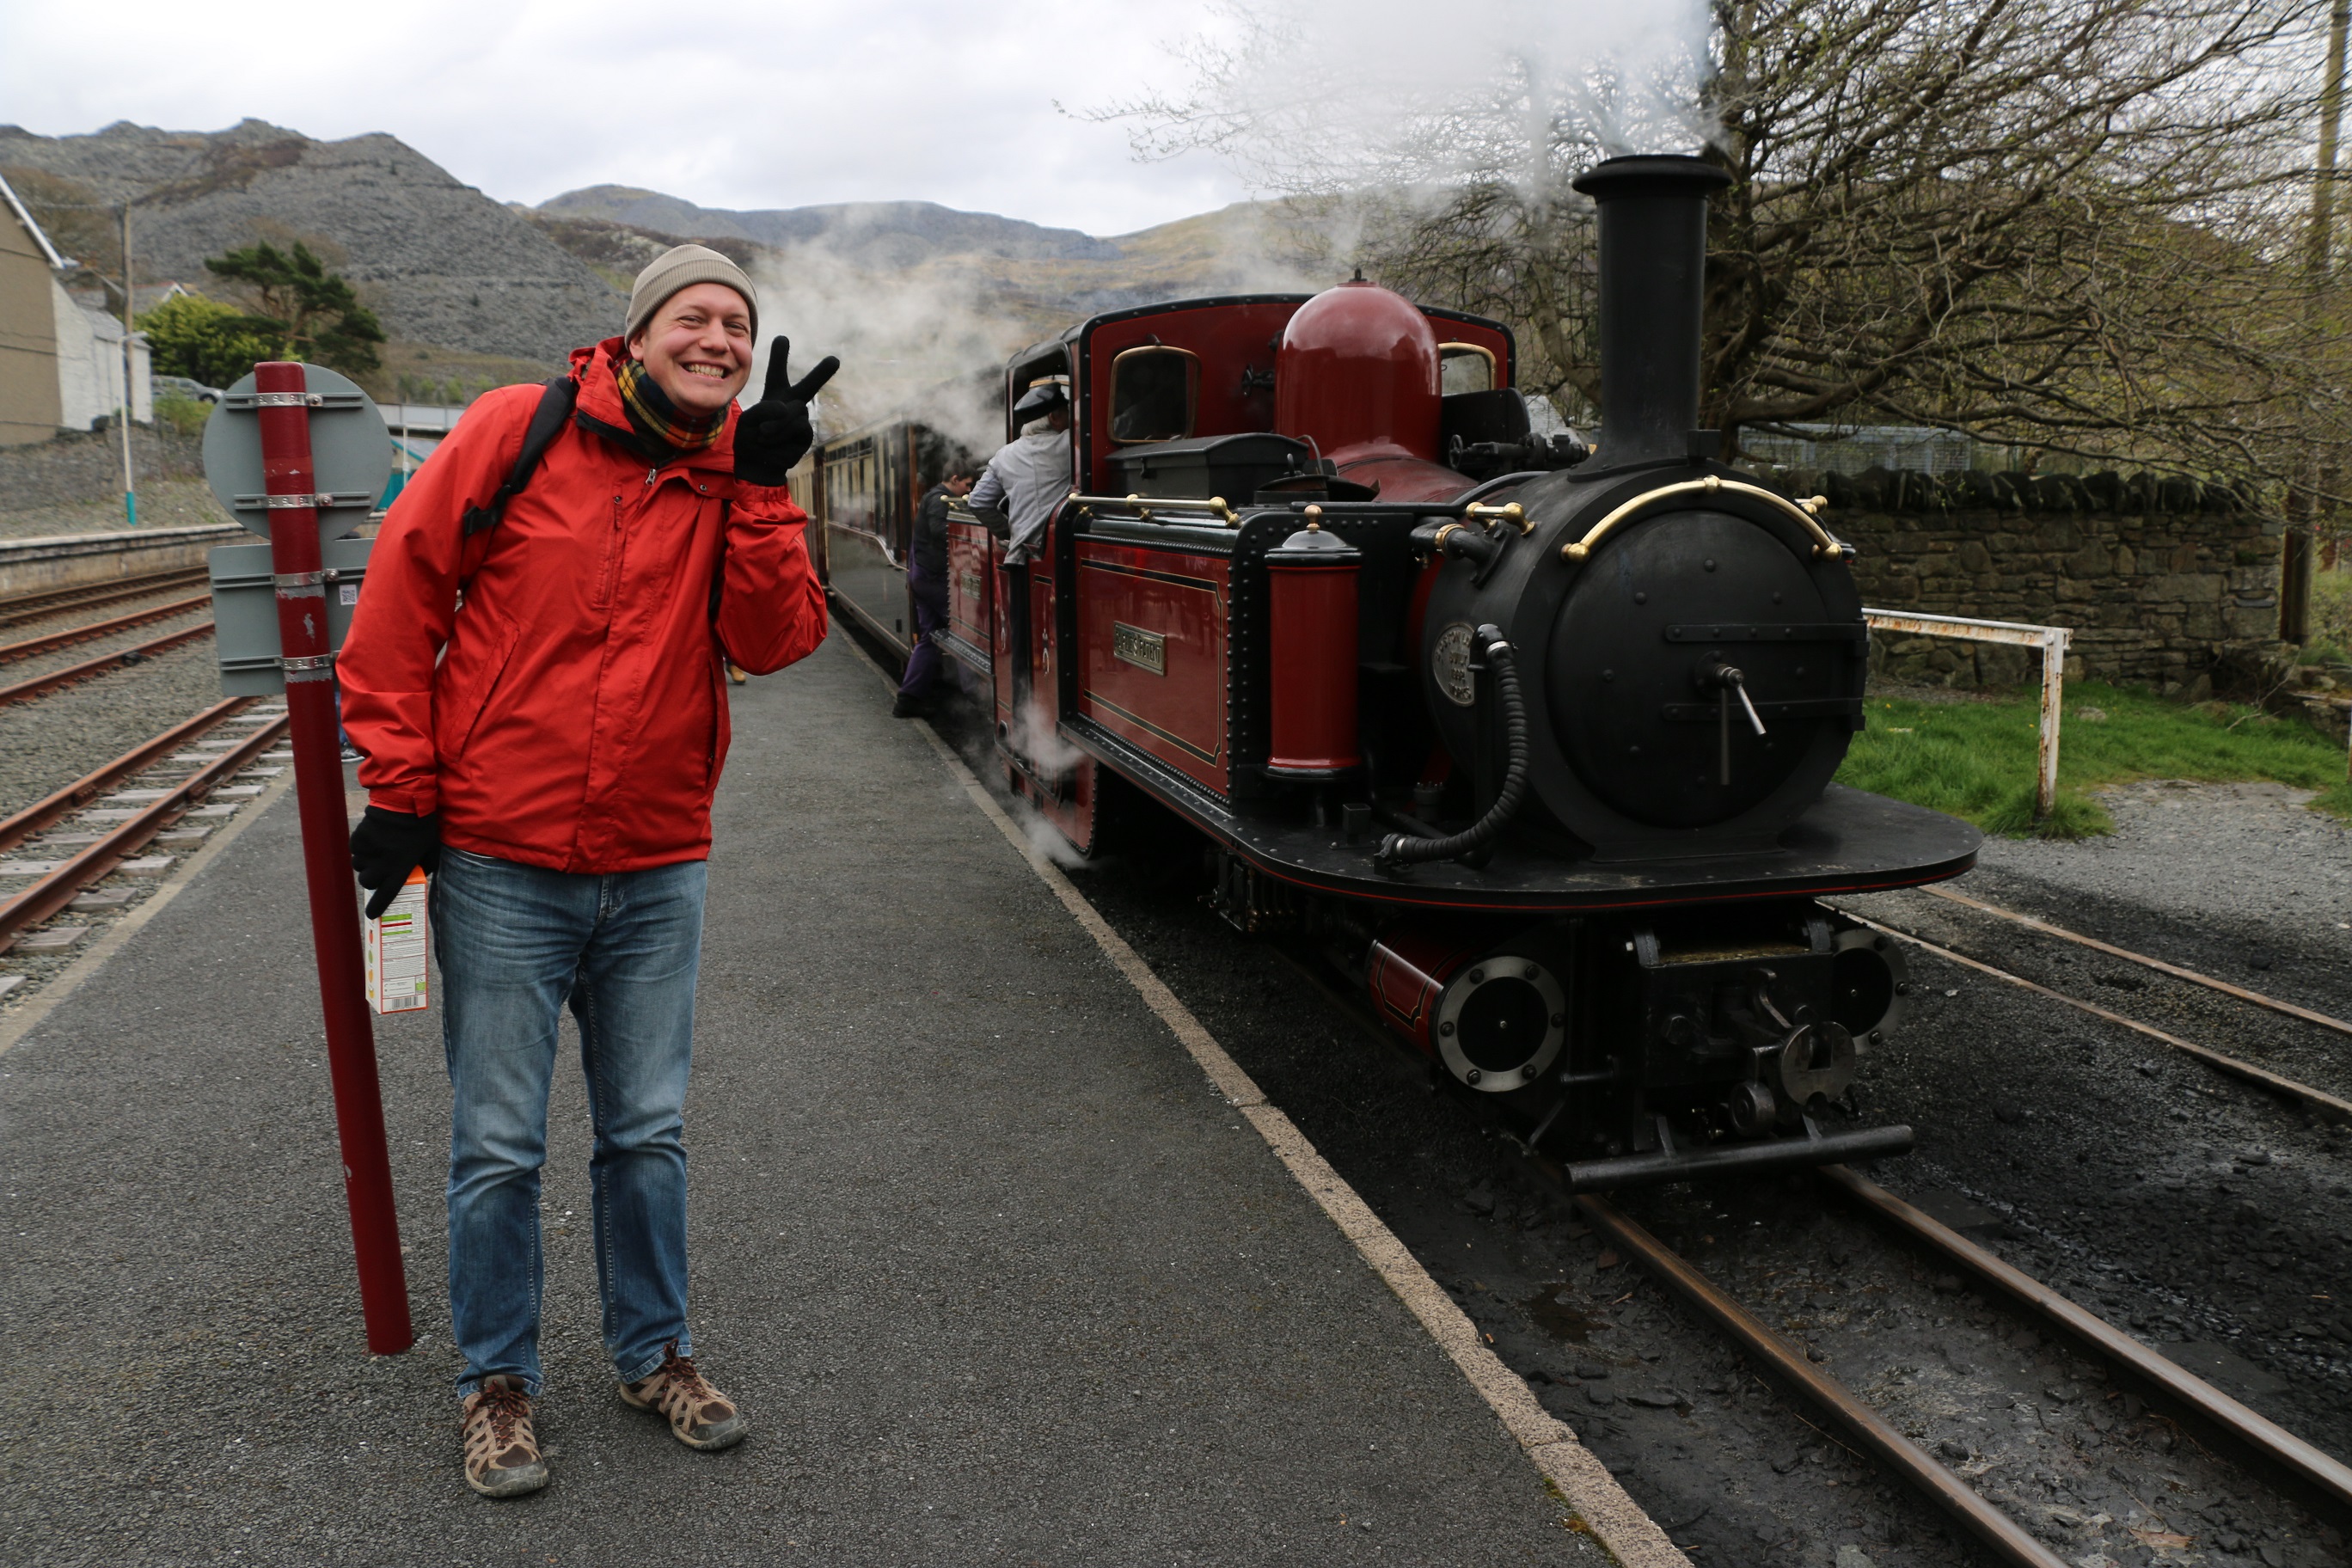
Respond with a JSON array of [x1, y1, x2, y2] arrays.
[[1864, 609, 2071, 819]]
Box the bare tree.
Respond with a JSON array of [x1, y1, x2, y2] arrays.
[[1101, 0, 2345, 492]]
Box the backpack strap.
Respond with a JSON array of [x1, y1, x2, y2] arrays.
[[461, 376, 579, 539]]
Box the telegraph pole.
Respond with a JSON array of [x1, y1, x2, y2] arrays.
[[119, 201, 137, 529]]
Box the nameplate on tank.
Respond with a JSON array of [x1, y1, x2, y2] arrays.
[[1112, 622, 1167, 675]]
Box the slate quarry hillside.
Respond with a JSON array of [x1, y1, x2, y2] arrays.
[[541, 187, 1123, 266], [0, 119, 622, 367]]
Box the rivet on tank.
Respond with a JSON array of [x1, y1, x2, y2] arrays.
[[1264, 507, 1362, 778]]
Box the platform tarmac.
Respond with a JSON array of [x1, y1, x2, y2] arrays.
[[0, 634, 1649, 1565]]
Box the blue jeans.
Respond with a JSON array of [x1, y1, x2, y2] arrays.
[[432, 847, 708, 1398]]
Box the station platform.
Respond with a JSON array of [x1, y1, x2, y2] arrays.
[[0, 634, 1657, 1565]]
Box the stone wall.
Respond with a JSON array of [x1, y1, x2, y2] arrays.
[[1748, 466, 2284, 697]]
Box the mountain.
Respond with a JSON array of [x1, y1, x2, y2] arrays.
[[0, 119, 622, 376], [0, 118, 1335, 415], [523, 192, 1331, 443], [539, 187, 1123, 266]]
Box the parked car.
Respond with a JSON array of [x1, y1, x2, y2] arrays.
[[153, 374, 223, 404]]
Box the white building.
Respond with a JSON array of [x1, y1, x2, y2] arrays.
[[0, 171, 150, 445]]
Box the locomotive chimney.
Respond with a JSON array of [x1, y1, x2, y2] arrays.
[[1571, 154, 1731, 468]]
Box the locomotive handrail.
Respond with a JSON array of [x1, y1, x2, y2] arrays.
[[1559, 475, 1851, 564], [1069, 492, 1241, 525], [1073, 492, 1539, 529]]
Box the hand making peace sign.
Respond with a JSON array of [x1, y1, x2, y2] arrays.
[[734, 337, 841, 487]]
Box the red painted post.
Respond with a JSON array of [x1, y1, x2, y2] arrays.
[[253, 361, 413, 1355]]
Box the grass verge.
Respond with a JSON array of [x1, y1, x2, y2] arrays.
[[1834, 680, 2352, 838]]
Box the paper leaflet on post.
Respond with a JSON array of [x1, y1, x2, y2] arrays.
[[364, 867, 429, 1014]]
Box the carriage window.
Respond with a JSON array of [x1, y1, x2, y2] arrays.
[[1110, 346, 1199, 443], [1440, 343, 1496, 395]]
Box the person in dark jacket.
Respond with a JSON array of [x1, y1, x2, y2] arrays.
[[893, 467, 976, 717]]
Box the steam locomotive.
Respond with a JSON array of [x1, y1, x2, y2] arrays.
[[804, 156, 1980, 1190]]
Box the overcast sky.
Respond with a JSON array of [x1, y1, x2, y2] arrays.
[[0, 0, 1255, 236]]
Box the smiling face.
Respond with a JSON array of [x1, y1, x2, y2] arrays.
[[628, 282, 754, 415]]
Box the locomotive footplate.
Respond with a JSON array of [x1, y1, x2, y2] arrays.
[[1066, 712, 1979, 913]]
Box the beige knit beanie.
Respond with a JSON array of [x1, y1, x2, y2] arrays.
[[624, 244, 759, 341]]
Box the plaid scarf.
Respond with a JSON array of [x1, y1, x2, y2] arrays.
[[614, 356, 728, 457]]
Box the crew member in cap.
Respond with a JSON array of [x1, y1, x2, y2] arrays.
[[968, 380, 1070, 714], [339, 244, 836, 1498]]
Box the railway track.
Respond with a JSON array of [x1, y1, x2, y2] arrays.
[[1839, 896, 2352, 1126], [1571, 1168, 2352, 1568], [0, 699, 287, 957], [1265, 916, 2352, 1565], [0, 567, 210, 631], [0, 621, 216, 707], [0, 592, 214, 667]]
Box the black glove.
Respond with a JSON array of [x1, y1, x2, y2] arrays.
[[351, 805, 442, 920], [973, 505, 1013, 542], [734, 336, 840, 487]]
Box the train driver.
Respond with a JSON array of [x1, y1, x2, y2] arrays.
[[970, 378, 1071, 712]]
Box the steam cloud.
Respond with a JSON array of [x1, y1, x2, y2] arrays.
[[745, 236, 1014, 459], [744, 206, 1336, 457], [1114, 0, 1715, 209]]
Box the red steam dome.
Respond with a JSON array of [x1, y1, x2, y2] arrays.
[[1276, 282, 1442, 468]]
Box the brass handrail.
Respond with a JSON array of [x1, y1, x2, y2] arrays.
[[1559, 475, 1849, 563], [1069, 492, 1240, 526], [1465, 501, 1530, 534]]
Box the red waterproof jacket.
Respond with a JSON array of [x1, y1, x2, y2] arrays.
[[339, 339, 828, 873]]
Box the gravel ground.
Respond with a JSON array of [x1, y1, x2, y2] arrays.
[[0, 629, 227, 820], [913, 683, 2352, 1568], [0, 478, 235, 538], [1967, 781, 2352, 1020]]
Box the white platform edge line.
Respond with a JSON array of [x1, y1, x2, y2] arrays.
[[843, 640, 1686, 1568], [0, 766, 299, 1058]]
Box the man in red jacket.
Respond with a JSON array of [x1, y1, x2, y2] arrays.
[[339, 244, 833, 1498]]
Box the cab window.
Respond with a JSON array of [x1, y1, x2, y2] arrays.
[[1440, 342, 1496, 395], [1110, 346, 1199, 443]]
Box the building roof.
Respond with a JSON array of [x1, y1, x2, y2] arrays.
[[0, 171, 69, 270]]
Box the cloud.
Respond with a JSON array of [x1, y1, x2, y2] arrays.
[[0, 0, 1253, 236]]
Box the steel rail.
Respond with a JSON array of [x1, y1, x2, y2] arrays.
[[1572, 1191, 2073, 1568], [0, 568, 210, 628], [1918, 883, 2352, 1040], [1818, 1164, 2352, 1527], [0, 715, 287, 952], [1848, 912, 2352, 1124], [0, 620, 214, 707], [0, 592, 214, 665], [0, 697, 255, 854]]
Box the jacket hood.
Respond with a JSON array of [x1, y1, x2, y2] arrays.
[[569, 337, 741, 471]]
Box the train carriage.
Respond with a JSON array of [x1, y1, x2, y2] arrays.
[[802, 418, 983, 671]]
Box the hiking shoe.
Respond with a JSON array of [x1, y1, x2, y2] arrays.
[[620, 1342, 748, 1451], [459, 1376, 548, 1498]]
